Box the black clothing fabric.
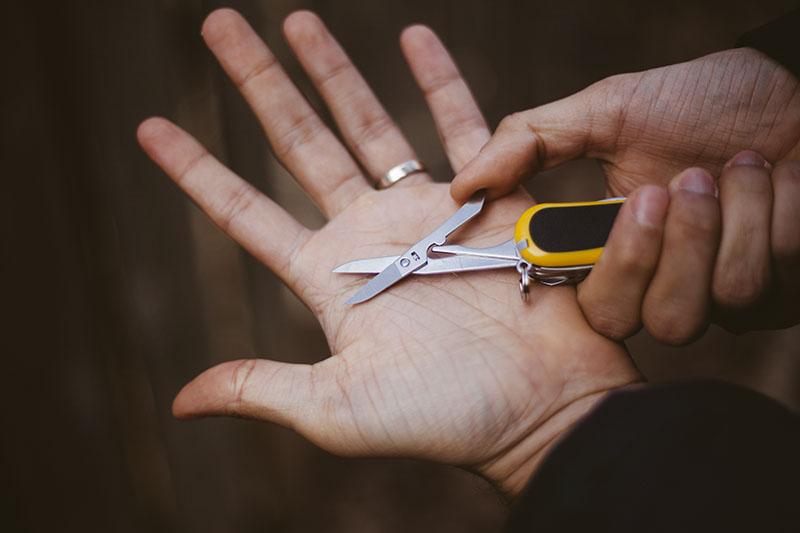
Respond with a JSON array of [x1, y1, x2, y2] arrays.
[[736, 7, 800, 79], [506, 382, 800, 532]]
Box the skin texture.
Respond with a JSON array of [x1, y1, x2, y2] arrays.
[[137, 9, 641, 499], [579, 157, 800, 344], [451, 47, 800, 202], [451, 47, 800, 343]]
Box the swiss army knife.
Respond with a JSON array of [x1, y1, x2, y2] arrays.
[[334, 193, 625, 304]]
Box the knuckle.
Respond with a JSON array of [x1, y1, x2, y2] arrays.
[[176, 150, 210, 186], [273, 112, 326, 161], [498, 112, 528, 132], [423, 70, 460, 96], [588, 312, 640, 341], [230, 360, 259, 410], [609, 243, 651, 277], [215, 183, 258, 233], [644, 306, 707, 346], [316, 59, 353, 89], [712, 266, 769, 311], [350, 111, 395, 148], [579, 294, 640, 340], [237, 57, 279, 90]]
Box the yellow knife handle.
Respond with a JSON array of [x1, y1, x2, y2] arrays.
[[513, 199, 625, 267]]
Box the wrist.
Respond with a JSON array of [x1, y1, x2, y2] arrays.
[[466, 291, 644, 500], [476, 382, 643, 500]]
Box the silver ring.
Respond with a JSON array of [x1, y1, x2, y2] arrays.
[[377, 159, 426, 189]]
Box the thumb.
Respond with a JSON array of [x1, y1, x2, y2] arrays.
[[173, 358, 314, 431], [173, 358, 395, 457], [450, 85, 617, 202]]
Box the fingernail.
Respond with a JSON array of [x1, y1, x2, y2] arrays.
[[677, 168, 716, 196], [726, 150, 772, 170], [634, 186, 668, 227]]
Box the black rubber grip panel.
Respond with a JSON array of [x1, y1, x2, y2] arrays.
[[529, 203, 622, 253]]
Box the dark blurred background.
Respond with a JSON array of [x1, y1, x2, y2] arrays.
[[4, 0, 799, 531]]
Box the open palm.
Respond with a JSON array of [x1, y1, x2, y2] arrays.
[[138, 9, 639, 498]]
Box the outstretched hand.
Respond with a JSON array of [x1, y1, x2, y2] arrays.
[[137, 9, 639, 498]]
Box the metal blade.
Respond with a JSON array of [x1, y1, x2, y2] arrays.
[[344, 263, 402, 304], [343, 192, 485, 304], [430, 238, 519, 261], [419, 255, 516, 274], [333, 256, 398, 274], [334, 254, 517, 275]]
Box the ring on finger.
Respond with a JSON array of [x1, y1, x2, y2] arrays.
[[377, 159, 426, 189]]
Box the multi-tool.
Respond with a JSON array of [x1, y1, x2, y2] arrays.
[[334, 192, 625, 304]]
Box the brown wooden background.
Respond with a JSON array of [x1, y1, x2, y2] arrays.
[[4, 0, 799, 531]]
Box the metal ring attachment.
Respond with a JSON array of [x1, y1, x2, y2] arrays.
[[516, 261, 531, 302]]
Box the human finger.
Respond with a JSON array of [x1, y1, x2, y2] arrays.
[[400, 25, 490, 172], [450, 84, 617, 202], [173, 359, 313, 427], [281, 11, 427, 189], [173, 357, 381, 457], [641, 168, 720, 345], [202, 8, 369, 218], [578, 186, 668, 340], [137, 117, 309, 289], [769, 159, 800, 327], [711, 151, 773, 329]]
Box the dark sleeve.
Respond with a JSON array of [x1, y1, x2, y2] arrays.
[[735, 7, 800, 79], [505, 381, 800, 533]]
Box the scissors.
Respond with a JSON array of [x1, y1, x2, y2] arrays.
[[334, 192, 625, 304]]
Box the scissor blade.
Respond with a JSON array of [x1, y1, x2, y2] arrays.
[[334, 238, 520, 274], [333, 257, 398, 274], [345, 263, 402, 304], [334, 254, 517, 275], [343, 192, 485, 304]]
